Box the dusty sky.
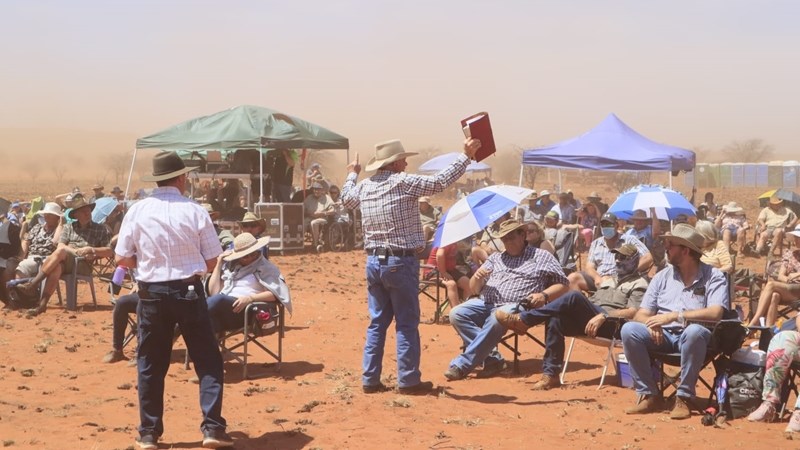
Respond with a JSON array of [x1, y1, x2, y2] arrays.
[[1, 0, 799, 170]]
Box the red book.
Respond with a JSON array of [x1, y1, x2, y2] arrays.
[[461, 112, 496, 162]]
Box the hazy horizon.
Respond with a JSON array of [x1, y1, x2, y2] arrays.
[[2, 0, 799, 179]]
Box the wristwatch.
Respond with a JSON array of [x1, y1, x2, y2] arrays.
[[542, 291, 550, 303], [677, 310, 686, 326]]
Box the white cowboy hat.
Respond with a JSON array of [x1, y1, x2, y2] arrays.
[[223, 232, 271, 262], [364, 140, 418, 172], [37, 202, 63, 217]]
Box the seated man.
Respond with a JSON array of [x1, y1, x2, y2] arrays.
[[102, 290, 140, 363], [715, 201, 749, 254], [17, 197, 112, 316], [568, 212, 651, 292], [532, 190, 555, 221], [494, 243, 648, 390], [550, 192, 577, 225], [515, 191, 538, 222], [756, 196, 798, 255], [419, 197, 442, 242], [444, 220, 569, 381], [89, 183, 105, 203], [620, 224, 729, 419], [202, 203, 234, 251], [624, 208, 660, 250], [0, 216, 23, 304], [206, 233, 291, 334], [303, 182, 334, 252]]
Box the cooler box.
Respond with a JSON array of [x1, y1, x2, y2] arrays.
[[254, 202, 304, 253], [616, 353, 661, 388]]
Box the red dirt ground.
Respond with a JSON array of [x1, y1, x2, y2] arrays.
[[0, 179, 796, 450]]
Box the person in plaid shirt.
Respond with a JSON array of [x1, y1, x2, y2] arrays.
[[341, 137, 479, 395], [444, 220, 569, 382], [18, 197, 111, 316]]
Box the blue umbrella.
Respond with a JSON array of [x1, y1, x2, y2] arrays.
[[432, 185, 534, 248], [91, 197, 119, 224], [418, 152, 492, 174], [608, 185, 695, 221]]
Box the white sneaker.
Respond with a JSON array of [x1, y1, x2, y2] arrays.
[[785, 409, 800, 433], [747, 400, 777, 422]]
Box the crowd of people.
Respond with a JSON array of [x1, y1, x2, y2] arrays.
[[4, 144, 800, 447]]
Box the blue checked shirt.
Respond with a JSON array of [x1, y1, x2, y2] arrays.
[[480, 245, 568, 306], [640, 262, 729, 328], [587, 233, 650, 277], [341, 155, 469, 251]]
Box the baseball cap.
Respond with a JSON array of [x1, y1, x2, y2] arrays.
[[600, 212, 618, 224]]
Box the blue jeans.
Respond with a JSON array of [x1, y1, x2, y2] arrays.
[[112, 293, 139, 350], [363, 255, 421, 389], [136, 279, 226, 438], [206, 293, 243, 334], [620, 322, 711, 398], [517, 291, 612, 377], [448, 298, 518, 374]]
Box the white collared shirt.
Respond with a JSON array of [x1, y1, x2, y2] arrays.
[[115, 187, 221, 282]]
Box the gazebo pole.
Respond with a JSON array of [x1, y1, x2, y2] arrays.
[[259, 147, 265, 203], [124, 148, 138, 202]]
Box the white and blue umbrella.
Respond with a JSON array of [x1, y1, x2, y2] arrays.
[[608, 184, 695, 221], [418, 152, 492, 174], [432, 185, 534, 248], [91, 197, 119, 224]]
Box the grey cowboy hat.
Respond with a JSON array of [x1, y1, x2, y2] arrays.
[[142, 151, 198, 182]]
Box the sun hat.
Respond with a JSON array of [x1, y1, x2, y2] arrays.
[[539, 190, 551, 196], [67, 197, 96, 220], [769, 195, 784, 206], [418, 196, 431, 204], [631, 209, 648, 220], [723, 201, 743, 214], [611, 243, 638, 257], [92, 183, 104, 191], [694, 220, 717, 243], [525, 191, 538, 201], [587, 192, 601, 201], [238, 211, 267, 229], [37, 202, 63, 217], [489, 219, 527, 239], [111, 186, 123, 194], [788, 225, 800, 239], [600, 212, 618, 225], [365, 140, 418, 172], [663, 223, 704, 254], [141, 151, 198, 182], [223, 232, 271, 262]]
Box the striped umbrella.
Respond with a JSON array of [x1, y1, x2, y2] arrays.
[[432, 185, 534, 248], [608, 185, 695, 221]]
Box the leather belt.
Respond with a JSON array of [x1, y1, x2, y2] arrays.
[[365, 248, 418, 257]]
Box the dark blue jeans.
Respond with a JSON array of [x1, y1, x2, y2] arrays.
[[136, 279, 226, 438], [518, 291, 613, 377], [112, 293, 139, 350], [206, 293, 243, 334]]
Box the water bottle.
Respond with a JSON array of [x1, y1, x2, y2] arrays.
[[111, 265, 126, 295], [185, 285, 198, 301]]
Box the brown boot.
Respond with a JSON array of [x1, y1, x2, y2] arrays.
[[625, 394, 664, 415], [531, 374, 561, 391], [494, 309, 530, 335], [670, 396, 692, 420]]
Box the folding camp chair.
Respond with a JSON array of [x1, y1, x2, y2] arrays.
[[107, 266, 138, 350], [419, 264, 448, 324], [499, 328, 546, 374], [560, 317, 625, 389], [218, 302, 285, 380]]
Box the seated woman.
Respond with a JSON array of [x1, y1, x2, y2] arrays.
[[574, 202, 600, 249], [206, 233, 291, 334], [695, 220, 733, 273], [748, 225, 800, 327], [715, 202, 749, 254], [747, 326, 800, 432], [525, 221, 555, 256]]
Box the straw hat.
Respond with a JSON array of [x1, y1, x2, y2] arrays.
[[610, 243, 638, 257], [769, 195, 784, 206], [111, 186, 123, 194], [525, 191, 538, 201], [142, 151, 198, 182], [365, 140, 418, 172], [723, 201, 744, 214], [223, 233, 271, 262], [67, 197, 96, 220], [663, 223, 704, 254], [37, 202, 63, 217], [587, 192, 601, 201], [489, 219, 527, 239], [539, 190, 551, 197], [418, 196, 432, 204], [92, 183, 104, 191], [694, 220, 717, 243], [238, 211, 267, 229]]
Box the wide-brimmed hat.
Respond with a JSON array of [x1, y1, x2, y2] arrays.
[[418, 196, 432, 204], [723, 201, 743, 214], [92, 183, 104, 191], [525, 191, 538, 201], [631, 209, 648, 220], [67, 197, 96, 219], [663, 223, 704, 254], [611, 243, 638, 257], [142, 151, 198, 182], [238, 211, 267, 229], [37, 202, 63, 217], [223, 232, 271, 262], [694, 220, 717, 243], [769, 195, 784, 206], [489, 219, 527, 239], [539, 190, 551, 197], [587, 192, 601, 201], [111, 186, 123, 194], [365, 140, 418, 172]]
